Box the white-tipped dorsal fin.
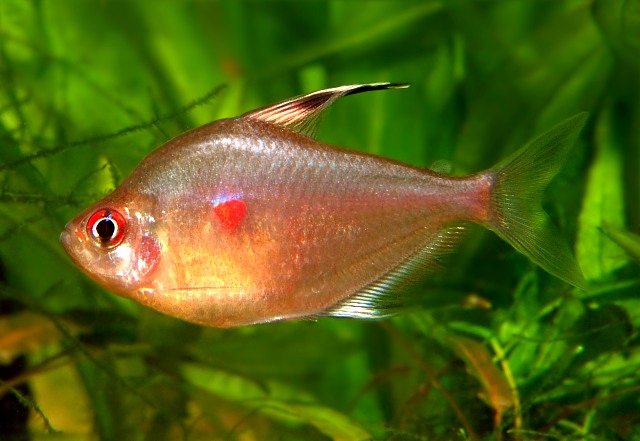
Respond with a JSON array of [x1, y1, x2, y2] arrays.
[[241, 82, 409, 135]]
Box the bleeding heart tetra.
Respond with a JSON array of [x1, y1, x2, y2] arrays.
[[61, 83, 587, 327]]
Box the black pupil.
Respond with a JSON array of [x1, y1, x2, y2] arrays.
[[96, 218, 116, 242]]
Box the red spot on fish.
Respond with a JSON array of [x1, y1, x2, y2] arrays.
[[214, 199, 246, 230], [137, 236, 161, 277]]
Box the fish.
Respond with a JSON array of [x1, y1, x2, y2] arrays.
[[60, 83, 588, 328]]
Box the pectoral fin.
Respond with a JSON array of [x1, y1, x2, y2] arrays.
[[242, 82, 409, 135]]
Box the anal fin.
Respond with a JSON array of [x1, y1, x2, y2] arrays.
[[321, 223, 467, 319]]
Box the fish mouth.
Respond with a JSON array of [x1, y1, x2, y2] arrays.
[[60, 223, 83, 262], [59, 223, 74, 252], [59, 223, 109, 285]]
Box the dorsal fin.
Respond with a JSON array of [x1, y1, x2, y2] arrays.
[[241, 82, 409, 135], [427, 159, 453, 174]]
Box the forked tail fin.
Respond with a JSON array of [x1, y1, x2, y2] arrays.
[[486, 113, 589, 288]]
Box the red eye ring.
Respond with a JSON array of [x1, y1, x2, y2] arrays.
[[86, 208, 126, 248]]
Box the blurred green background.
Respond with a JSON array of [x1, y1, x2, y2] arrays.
[[1, 1, 639, 440]]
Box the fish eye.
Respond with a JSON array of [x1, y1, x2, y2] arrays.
[[87, 208, 126, 248]]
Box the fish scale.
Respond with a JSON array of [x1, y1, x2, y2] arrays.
[[61, 83, 588, 327]]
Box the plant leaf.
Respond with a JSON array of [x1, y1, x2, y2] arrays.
[[449, 336, 514, 420]]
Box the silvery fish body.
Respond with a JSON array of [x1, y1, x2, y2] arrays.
[[61, 84, 587, 327]]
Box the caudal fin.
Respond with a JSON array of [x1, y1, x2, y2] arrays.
[[486, 113, 588, 289]]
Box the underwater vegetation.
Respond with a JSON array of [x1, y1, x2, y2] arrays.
[[0, 1, 639, 440]]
